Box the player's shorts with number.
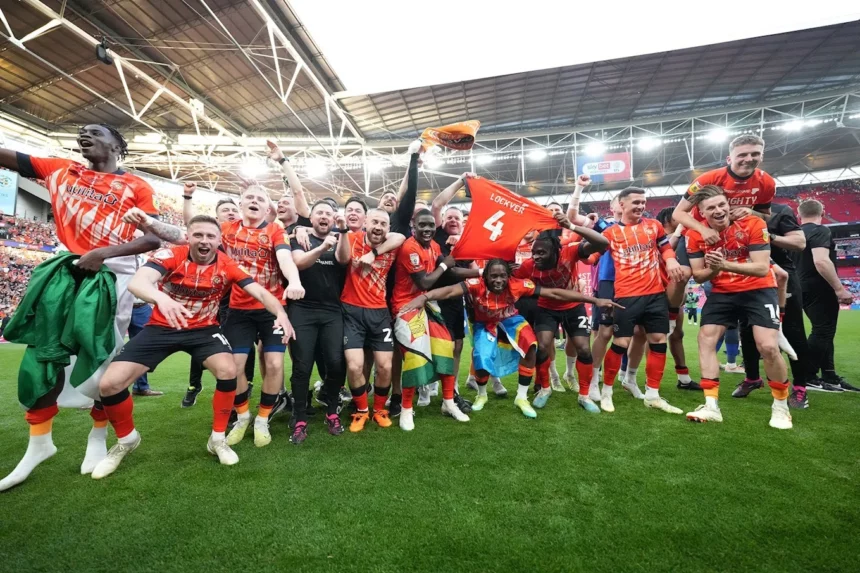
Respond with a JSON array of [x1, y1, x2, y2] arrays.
[[342, 302, 394, 351], [612, 293, 669, 338], [224, 307, 288, 353], [113, 325, 232, 372], [701, 287, 780, 330], [534, 305, 590, 337]]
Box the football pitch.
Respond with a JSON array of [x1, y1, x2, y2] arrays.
[[1, 314, 858, 573]]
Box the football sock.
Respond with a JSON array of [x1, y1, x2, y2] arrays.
[[603, 344, 626, 387], [213, 378, 237, 433], [0, 404, 59, 492], [536, 355, 551, 390], [768, 379, 790, 402], [516, 365, 535, 399], [476, 373, 489, 397], [645, 344, 667, 391], [81, 402, 109, 475], [441, 375, 456, 400], [402, 387, 415, 409], [576, 356, 594, 396], [676, 366, 692, 384], [626, 367, 639, 384], [257, 392, 277, 422], [373, 386, 389, 412], [566, 355, 576, 376], [350, 386, 369, 412], [102, 389, 136, 440], [701, 378, 720, 408]]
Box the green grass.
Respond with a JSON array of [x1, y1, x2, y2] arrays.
[[1, 314, 859, 573]]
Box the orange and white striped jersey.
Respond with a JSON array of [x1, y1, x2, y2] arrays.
[[686, 216, 775, 293], [18, 155, 158, 255], [602, 218, 674, 298], [145, 246, 252, 329], [220, 220, 290, 310]]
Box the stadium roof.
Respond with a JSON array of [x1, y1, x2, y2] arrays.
[[1, 1, 860, 200]]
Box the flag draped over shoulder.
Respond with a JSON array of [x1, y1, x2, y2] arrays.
[[394, 304, 454, 388], [451, 177, 560, 261], [421, 120, 481, 151]]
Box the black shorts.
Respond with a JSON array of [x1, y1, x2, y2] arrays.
[[701, 288, 780, 330], [676, 235, 690, 267], [515, 296, 538, 325], [593, 280, 616, 328], [224, 307, 288, 354], [114, 325, 231, 372], [612, 292, 669, 338], [342, 302, 393, 352], [439, 297, 466, 340], [534, 305, 590, 338]]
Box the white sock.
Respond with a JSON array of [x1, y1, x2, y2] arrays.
[[601, 384, 614, 398], [644, 387, 660, 400], [625, 368, 639, 384], [549, 361, 559, 379], [80, 425, 108, 475], [678, 372, 692, 383], [118, 429, 139, 446], [618, 369, 627, 381], [477, 384, 488, 397], [774, 398, 788, 409], [566, 356, 576, 373], [237, 411, 251, 422], [516, 384, 529, 400], [727, 362, 737, 368], [254, 415, 268, 426], [0, 433, 57, 492], [591, 369, 601, 384], [705, 396, 719, 409], [210, 430, 226, 441], [442, 398, 457, 409]]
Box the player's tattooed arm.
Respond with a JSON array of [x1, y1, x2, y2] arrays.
[[123, 207, 188, 245]]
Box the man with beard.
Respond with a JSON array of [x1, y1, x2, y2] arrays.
[[287, 201, 348, 443], [390, 209, 480, 430], [181, 185, 255, 408], [599, 188, 686, 415], [337, 208, 406, 431], [90, 216, 293, 479], [0, 124, 162, 491], [513, 215, 609, 412], [125, 184, 305, 447], [684, 187, 792, 429]]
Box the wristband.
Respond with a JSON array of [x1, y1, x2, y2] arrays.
[[278, 157, 287, 165], [182, 195, 193, 200], [338, 227, 348, 233], [371, 247, 379, 257], [439, 262, 449, 272]]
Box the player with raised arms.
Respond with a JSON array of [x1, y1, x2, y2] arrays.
[[0, 124, 162, 491]]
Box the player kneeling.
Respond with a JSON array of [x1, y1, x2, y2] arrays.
[[91, 216, 293, 479], [684, 187, 792, 430]]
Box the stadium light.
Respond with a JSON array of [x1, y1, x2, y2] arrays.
[[177, 134, 233, 146], [240, 160, 267, 178], [305, 158, 328, 178], [637, 137, 661, 151], [783, 120, 804, 132], [706, 128, 728, 142], [583, 142, 606, 156], [527, 149, 548, 161], [366, 157, 384, 174], [425, 156, 445, 169], [476, 154, 495, 165]]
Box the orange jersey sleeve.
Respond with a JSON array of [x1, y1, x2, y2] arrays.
[[133, 179, 159, 216], [23, 156, 76, 180], [390, 238, 440, 312]]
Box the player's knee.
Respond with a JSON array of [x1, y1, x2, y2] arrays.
[[576, 348, 592, 362], [756, 339, 780, 359], [211, 361, 236, 380], [98, 372, 124, 397], [669, 327, 684, 341]]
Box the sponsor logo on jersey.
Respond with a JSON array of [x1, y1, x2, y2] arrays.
[[67, 184, 119, 205]]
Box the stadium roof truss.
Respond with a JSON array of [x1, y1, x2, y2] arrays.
[[0, 2, 859, 201]]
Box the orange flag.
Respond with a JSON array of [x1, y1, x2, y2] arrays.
[[451, 177, 559, 261], [421, 120, 481, 151]]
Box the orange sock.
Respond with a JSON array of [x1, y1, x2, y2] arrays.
[[645, 347, 667, 390], [102, 391, 136, 439], [89, 404, 108, 428], [768, 379, 789, 400], [402, 387, 416, 409], [603, 344, 625, 387], [25, 404, 58, 436], [441, 375, 455, 400], [536, 356, 551, 389], [576, 358, 594, 396], [373, 391, 388, 412], [701, 378, 720, 398], [258, 404, 273, 418]]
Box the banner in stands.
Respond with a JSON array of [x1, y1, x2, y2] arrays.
[[576, 152, 631, 183], [0, 171, 18, 216], [0, 240, 55, 253]]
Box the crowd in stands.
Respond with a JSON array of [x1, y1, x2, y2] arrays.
[[0, 216, 57, 247], [0, 248, 53, 319]]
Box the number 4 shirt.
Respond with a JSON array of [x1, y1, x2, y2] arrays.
[[451, 177, 559, 261]]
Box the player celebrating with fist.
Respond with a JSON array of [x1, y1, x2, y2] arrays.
[[685, 186, 792, 429]]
